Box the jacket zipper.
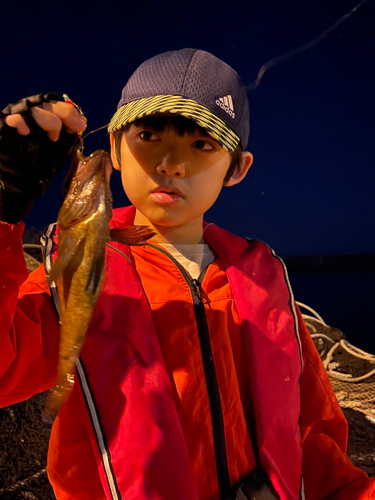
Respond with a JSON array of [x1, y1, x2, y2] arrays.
[[145, 243, 232, 500]]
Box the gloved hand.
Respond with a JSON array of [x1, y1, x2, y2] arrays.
[[0, 93, 87, 223]]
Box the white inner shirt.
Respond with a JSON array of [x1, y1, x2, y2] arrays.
[[160, 244, 216, 279]]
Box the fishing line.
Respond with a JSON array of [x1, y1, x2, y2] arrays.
[[246, 0, 370, 91], [63, 93, 108, 149], [82, 124, 108, 141], [81, 0, 371, 137], [75, 125, 108, 156]]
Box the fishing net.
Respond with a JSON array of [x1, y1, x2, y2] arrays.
[[0, 393, 54, 499], [343, 408, 375, 478], [300, 303, 375, 477], [0, 233, 56, 500]]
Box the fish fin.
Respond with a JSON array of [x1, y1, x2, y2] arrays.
[[109, 225, 156, 246], [47, 235, 83, 284], [59, 184, 105, 227], [85, 252, 105, 296]]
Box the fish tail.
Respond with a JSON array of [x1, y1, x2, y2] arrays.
[[42, 386, 64, 423], [42, 357, 77, 422], [42, 380, 73, 423]]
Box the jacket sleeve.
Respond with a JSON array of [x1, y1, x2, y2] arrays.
[[296, 306, 375, 500], [0, 220, 60, 407]]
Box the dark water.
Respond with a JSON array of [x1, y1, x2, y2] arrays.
[[287, 268, 375, 353]]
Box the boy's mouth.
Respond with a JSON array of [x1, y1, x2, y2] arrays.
[[151, 187, 184, 203]]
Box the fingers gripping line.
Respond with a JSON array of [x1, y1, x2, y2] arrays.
[[0, 92, 85, 223], [2, 94, 87, 141]]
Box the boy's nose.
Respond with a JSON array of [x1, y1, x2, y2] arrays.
[[156, 152, 186, 177]]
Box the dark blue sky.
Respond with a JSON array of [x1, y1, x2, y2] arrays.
[[2, 0, 375, 257]]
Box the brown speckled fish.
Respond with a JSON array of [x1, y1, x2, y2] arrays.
[[43, 143, 154, 421]]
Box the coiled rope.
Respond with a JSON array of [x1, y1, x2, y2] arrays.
[[297, 302, 375, 383]]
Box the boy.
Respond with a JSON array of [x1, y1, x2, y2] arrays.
[[0, 48, 374, 500]]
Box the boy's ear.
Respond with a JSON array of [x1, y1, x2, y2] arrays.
[[225, 151, 253, 187], [109, 133, 121, 171]]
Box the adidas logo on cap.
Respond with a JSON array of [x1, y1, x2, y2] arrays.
[[215, 95, 235, 118]]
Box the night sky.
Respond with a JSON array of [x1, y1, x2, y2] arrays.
[[2, 0, 375, 346]]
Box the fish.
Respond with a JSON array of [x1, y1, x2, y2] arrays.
[[43, 143, 154, 422]]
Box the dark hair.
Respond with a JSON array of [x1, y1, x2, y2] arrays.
[[112, 115, 243, 184]]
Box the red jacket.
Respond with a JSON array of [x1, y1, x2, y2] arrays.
[[0, 206, 374, 500]]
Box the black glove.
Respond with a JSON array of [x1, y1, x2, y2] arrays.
[[0, 92, 78, 223]]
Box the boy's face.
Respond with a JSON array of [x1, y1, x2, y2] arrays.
[[110, 119, 252, 243]]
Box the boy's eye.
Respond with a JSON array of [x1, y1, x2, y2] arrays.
[[139, 130, 159, 141], [193, 140, 214, 151]]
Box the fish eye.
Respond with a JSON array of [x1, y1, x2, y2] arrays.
[[193, 139, 214, 151]]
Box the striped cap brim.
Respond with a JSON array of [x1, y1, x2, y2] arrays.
[[107, 95, 240, 152]]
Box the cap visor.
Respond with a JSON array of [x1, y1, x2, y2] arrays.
[[108, 95, 239, 152]]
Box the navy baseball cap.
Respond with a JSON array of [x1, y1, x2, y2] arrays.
[[108, 48, 250, 152]]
